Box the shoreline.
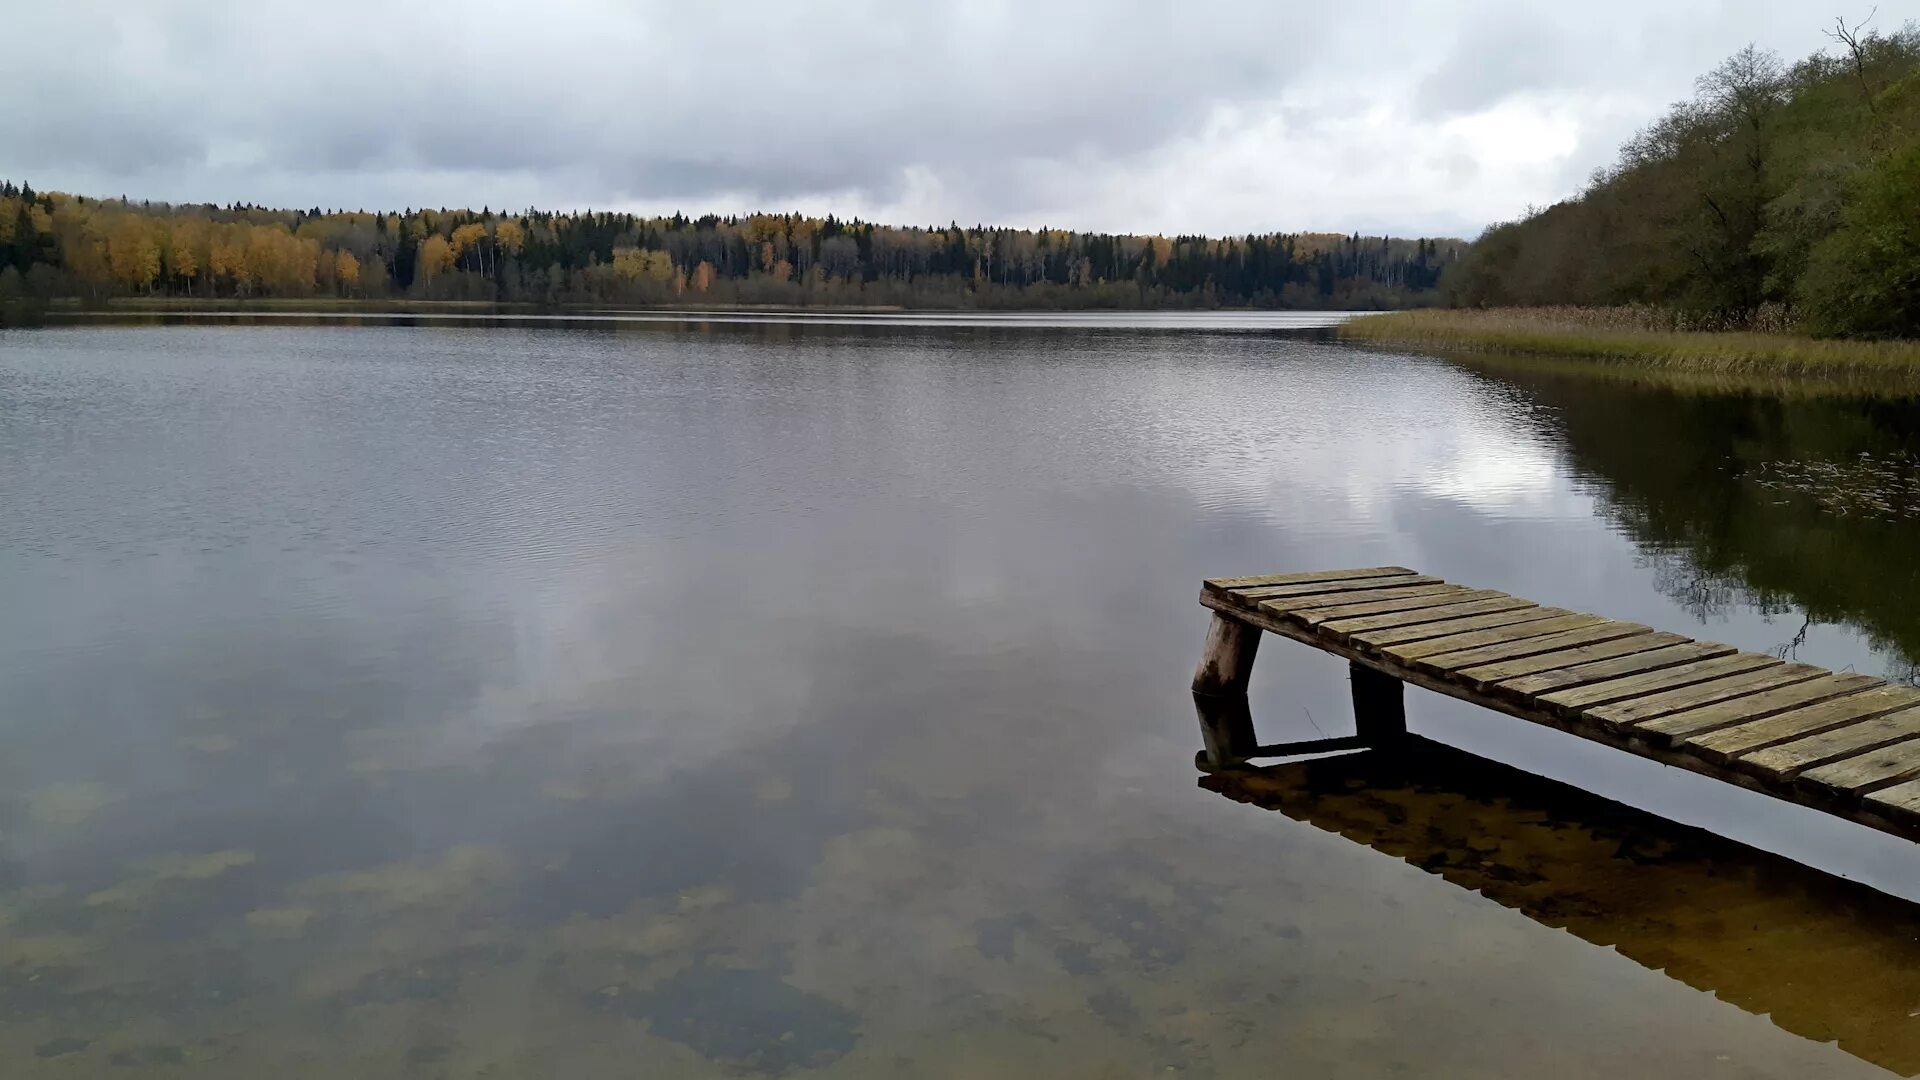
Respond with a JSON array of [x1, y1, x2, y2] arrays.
[[39, 297, 1387, 316], [4, 297, 1373, 329], [1337, 309, 1920, 386]]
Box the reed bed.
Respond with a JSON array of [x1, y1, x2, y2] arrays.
[[1339, 308, 1920, 383]]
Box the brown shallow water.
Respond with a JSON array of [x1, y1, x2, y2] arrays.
[[2, 314, 1919, 1076], [1203, 736, 1920, 1076]]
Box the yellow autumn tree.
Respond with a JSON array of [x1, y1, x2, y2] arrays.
[[166, 221, 200, 292], [692, 260, 716, 292], [610, 247, 674, 283], [609, 247, 644, 281], [242, 227, 278, 295], [291, 234, 322, 294], [450, 223, 488, 273], [59, 215, 111, 295], [107, 216, 160, 292], [209, 227, 248, 295], [417, 235, 455, 291], [494, 219, 525, 258], [335, 250, 360, 296]]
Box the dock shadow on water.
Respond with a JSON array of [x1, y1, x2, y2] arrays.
[[1200, 736, 1920, 1077]]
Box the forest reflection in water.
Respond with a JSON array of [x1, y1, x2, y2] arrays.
[[1188, 353, 1920, 1075], [1200, 737, 1920, 1077], [6, 320, 1920, 1076], [1458, 359, 1920, 684]]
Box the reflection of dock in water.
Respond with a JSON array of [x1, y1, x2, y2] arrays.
[[1200, 736, 1920, 1077]]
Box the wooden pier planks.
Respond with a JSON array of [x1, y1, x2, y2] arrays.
[[1198, 567, 1920, 842]]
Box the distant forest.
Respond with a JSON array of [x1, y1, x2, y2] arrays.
[[0, 183, 1463, 312], [1446, 21, 1920, 337]]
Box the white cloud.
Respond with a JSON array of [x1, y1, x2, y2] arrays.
[[1, 0, 1853, 236]]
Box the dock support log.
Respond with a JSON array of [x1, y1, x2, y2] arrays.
[[1350, 661, 1407, 744], [1192, 612, 1262, 696], [1193, 692, 1260, 770]]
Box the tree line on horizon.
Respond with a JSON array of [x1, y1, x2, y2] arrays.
[[1444, 20, 1920, 337], [0, 183, 1463, 312]]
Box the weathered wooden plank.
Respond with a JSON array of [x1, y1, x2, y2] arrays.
[[1293, 589, 1508, 626], [1539, 652, 1782, 712], [1634, 674, 1885, 745], [1349, 607, 1587, 652], [1866, 777, 1920, 824], [1496, 641, 1736, 699], [1207, 567, 1413, 590], [1255, 582, 1467, 614], [1798, 735, 1920, 797], [1733, 706, 1920, 780], [1585, 663, 1831, 730], [1450, 632, 1692, 690], [1686, 686, 1920, 764], [1234, 575, 1444, 602], [1401, 621, 1649, 673], [1372, 615, 1600, 655], [1318, 596, 1540, 640]]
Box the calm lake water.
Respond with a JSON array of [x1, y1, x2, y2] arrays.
[[4, 314, 1920, 1077]]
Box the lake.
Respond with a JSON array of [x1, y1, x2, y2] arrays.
[[3, 314, 1919, 1077]]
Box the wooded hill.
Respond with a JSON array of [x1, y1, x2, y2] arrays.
[[1445, 21, 1920, 337], [0, 185, 1463, 311]]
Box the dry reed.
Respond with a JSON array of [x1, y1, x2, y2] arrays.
[[1339, 308, 1920, 382]]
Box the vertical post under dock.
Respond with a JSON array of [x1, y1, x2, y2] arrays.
[[1192, 612, 1262, 696], [1350, 660, 1408, 744]]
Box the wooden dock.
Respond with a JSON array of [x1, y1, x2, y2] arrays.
[[1192, 566, 1920, 843]]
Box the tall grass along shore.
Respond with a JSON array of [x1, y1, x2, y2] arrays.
[[1339, 308, 1920, 385]]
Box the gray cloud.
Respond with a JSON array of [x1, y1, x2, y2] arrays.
[[1413, 8, 1578, 119], [3, 0, 1849, 235]]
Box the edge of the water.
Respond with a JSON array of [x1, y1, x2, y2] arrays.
[[1339, 310, 1920, 393]]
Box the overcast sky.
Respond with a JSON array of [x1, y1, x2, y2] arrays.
[[3, 1, 1863, 239]]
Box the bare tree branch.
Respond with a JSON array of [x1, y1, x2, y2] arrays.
[[1825, 9, 1880, 115]]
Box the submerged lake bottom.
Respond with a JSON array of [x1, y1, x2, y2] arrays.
[[3, 313, 1919, 1077]]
